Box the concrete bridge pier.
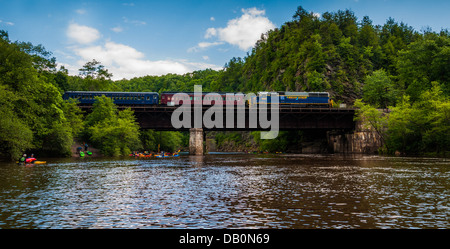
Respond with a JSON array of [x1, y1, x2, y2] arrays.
[[189, 128, 204, 155], [327, 121, 383, 154]]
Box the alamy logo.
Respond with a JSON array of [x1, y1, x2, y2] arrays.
[[171, 85, 279, 139]]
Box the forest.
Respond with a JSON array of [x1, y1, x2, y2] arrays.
[[0, 6, 448, 160]]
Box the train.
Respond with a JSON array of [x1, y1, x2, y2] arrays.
[[250, 92, 332, 107], [62, 91, 160, 105], [62, 91, 333, 108], [160, 92, 246, 106]]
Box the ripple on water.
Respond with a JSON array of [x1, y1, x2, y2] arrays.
[[0, 155, 448, 229]]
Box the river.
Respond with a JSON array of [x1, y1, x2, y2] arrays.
[[0, 154, 448, 229]]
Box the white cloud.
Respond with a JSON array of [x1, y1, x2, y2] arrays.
[[204, 27, 217, 39], [123, 17, 146, 26], [67, 23, 100, 44], [187, 41, 223, 53], [63, 23, 220, 79], [73, 42, 219, 79], [111, 26, 123, 33], [205, 7, 275, 51], [210, 17, 215, 21], [198, 42, 223, 48], [0, 20, 14, 26], [75, 9, 86, 15]]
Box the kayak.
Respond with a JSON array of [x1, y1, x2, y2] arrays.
[[155, 154, 179, 158], [16, 161, 46, 165]]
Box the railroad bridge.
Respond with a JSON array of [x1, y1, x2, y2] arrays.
[[79, 105, 357, 155]]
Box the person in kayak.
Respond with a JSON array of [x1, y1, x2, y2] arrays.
[[18, 154, 26, 164], [26, 154, 37, 164]]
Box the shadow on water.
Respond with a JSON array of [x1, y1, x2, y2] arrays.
[[0, 154, 448, 228]]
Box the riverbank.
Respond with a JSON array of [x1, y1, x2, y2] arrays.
[[70, 140, 102, 158]]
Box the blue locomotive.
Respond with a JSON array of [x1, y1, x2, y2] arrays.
[[250, 92, 332, 107], [62, 91, 159, 105]]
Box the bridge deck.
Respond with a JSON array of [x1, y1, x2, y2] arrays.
[[78, 105, 356, 131]]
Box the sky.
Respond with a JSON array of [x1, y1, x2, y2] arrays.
[[1, 0, 449, 80]]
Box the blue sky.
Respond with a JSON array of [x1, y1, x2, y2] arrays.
[[1, 0, 449, 80]]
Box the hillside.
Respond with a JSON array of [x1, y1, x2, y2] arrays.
[[209, 7, 448, 105]]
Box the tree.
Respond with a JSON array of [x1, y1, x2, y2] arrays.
[[385, 95, 424, 154], [85, 96, 141, 156], [79, 59, 112, 80], [354, 99, 388, 146], [77, 60, 116, 91], [363, 69, 398, 108], [0, 30, 76, 158], [419, 82, 450, 154], [397, 33, 450, 100], [292, 6, 309, 21], [0, 85, 33, 159]]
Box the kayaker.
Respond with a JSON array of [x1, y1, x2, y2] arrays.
[[84, 142, 89, 151], [19, 154, 26, 164], [26, 154, 37, 164]]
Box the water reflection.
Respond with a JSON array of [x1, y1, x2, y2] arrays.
[[0, 155, 448, 228]]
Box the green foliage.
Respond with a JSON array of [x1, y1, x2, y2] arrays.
[[0, 32, 79, 159], [84, 95, 118, 127], [386, 83, 449, 155], [0, 86, 33, 159], [140, 130, 185, 152], [397, 33, 450, 100], [354, 99, 388, 144], [60, 98, 84, 138], [85, 96, 142, 156], [251, 131, 303, 153], [355, 83, 449, 155], [385, 96, 424, 154], [363, 69, 398, 108], [215, 132, 243, 148]]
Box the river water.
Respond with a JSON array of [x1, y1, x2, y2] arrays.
[[0, 154, 448, 229]]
